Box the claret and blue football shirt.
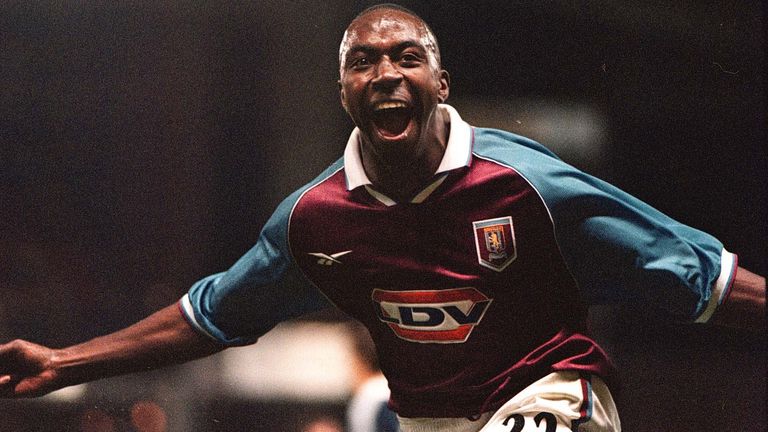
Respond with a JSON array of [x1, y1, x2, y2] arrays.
[[180, 104, 736, 418]]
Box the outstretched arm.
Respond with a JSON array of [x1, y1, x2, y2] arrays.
[[710, 266, 766, 331], [0, 303, 223, 398]]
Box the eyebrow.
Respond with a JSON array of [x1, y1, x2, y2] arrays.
[[346, 40, 426, 60]]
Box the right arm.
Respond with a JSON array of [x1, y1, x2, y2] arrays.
[[1, 186, 334, 398], [0, 303, 223, 398]]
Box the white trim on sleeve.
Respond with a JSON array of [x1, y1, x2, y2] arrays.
[[180, 294, 220, 341], [694, 249, 736, 323]]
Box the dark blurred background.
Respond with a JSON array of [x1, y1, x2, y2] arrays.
[[1, 1, 764, 431]]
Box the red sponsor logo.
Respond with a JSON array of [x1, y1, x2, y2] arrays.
[[371, 288, 492, 343]]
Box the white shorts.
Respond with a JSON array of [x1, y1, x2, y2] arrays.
[[397, 372, 621, 432]]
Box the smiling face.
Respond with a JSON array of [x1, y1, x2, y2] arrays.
[[338, 8, 449, 162]]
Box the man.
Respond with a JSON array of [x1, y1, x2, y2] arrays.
[[0, 4, 764, 431]]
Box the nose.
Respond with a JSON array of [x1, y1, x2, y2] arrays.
[[371, 57, 402, 89]]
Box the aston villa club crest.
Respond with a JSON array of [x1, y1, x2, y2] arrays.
[[473, 216, 517, 271]]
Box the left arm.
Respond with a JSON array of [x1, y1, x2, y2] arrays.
[[493, 136, 761, 327], [710, 266, 766, 331]]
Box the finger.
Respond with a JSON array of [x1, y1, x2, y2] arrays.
[[0, 340, 21, 360], [0, 343, 20, 372], [0, 375, 16, 398]]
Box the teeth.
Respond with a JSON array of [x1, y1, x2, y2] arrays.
[[374, 101, 408, 111]]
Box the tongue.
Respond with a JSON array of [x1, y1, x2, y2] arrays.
[[374, 110, 410, 137]]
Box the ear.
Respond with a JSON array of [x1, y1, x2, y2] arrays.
[[437, 70, 450, 103], [338, 79, 349, 112]]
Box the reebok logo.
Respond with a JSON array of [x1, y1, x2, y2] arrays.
[[308, 250, 352, 266], [372, 288, 492, 343]]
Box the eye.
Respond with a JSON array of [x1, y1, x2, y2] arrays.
[[399, 52, 422, 66], [350, 57, 371, 69]]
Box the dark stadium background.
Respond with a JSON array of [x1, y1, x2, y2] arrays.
[[1, 1, 764, 431]]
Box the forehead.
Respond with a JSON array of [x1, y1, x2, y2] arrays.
[[344, 10, 429, 50]]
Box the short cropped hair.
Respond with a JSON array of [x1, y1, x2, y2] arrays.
[[339, 3, 442, 74]]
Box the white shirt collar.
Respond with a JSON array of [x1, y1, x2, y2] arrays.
[[343, 104, 473, 192]]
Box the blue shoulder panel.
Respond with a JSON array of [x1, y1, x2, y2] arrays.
[[472, 127, 728, 321], [181, 159, 343, 345]]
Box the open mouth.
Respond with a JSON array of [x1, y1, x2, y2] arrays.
[[371, 101, 413, 138]]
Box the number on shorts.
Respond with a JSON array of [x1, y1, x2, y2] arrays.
[[503, 414, 525, 432], [503, 412, 557, 431], [534, 412, 556, 432]]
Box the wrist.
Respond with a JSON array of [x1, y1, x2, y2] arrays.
[[46, 348, 69, 389]]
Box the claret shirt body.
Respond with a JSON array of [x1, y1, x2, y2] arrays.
[[181, 105, 736, 418]]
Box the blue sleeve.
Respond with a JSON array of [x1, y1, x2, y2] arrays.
[[180, 191, 332, 346], [474, 128, 736, 322]]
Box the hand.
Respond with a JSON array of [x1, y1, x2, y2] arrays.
[[0, 339, 60, 398]]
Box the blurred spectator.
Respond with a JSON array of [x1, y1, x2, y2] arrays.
[[345, 322, 398, 432], [302, 416, 344, 432], [80, 408, 116, 432], [130, 400, 168, 432]]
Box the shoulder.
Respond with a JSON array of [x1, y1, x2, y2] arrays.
[[472, 127, 562, 163], [469, 127, 637, 215], [470, 127, 586, 202], [271, 157, 346, 219], [257, 156, 345, 249], [287, 157, 346, 202]]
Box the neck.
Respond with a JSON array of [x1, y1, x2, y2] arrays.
[[360, 107, 450, 202]]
